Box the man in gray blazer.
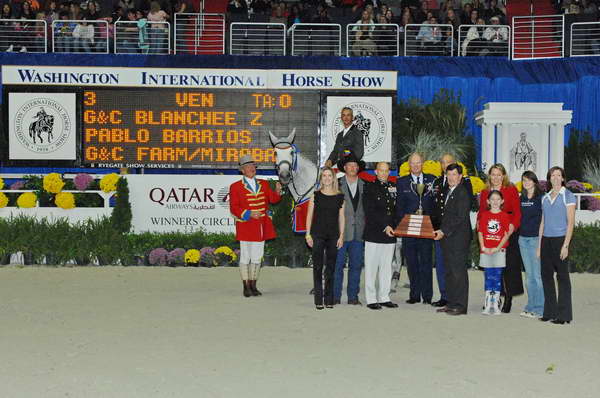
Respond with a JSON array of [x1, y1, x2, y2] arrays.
[[325, 107, 365, 168], [333, 151, 366, 305]]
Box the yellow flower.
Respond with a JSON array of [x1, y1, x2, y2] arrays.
[[43, 173, 65, 194], [55, 192, 76, 209], [0, 177, 4, 190], [399, 161, 410, 177], [593, 191, 600, 199], [185, 249, 200, 264], [100, 173, 120, 193], [423, 160, 442, 177], [0, 192, 8, 208], [457, 161, 469, 176], [215, 246, 237, 261], [515, 181, 523, 193], [470, 176, 486, 195], [582, 182, 593, 191], [17, 192, 37, 208]]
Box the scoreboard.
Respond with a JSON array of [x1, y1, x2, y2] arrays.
[[83, 88, 319, 168]]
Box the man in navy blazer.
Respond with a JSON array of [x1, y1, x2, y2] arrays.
[[396, 152, 436, 304]]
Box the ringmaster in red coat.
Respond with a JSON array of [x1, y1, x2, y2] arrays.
[[230, 154, 282, 297]]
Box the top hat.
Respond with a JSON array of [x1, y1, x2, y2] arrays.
[[239, 154, 256, 167], [337, 150, 365, 172]]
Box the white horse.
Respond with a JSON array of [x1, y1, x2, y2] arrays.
[[269, 129, 319, 205]]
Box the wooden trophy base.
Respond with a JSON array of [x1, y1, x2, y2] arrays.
[[394, 214, 435, 239]]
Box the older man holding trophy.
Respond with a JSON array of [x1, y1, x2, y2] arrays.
[[395, 153, 436, 304]]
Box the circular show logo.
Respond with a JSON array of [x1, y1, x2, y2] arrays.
[[13, 97, 72, 154], [331, 102, 387, 157]]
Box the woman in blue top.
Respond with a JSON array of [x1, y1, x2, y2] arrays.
[[537, 166, 576, 324], [518, 171, 544, 319]]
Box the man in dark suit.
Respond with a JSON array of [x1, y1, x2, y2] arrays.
[[431, 154, 475, 308], [433, 163, 472, 316], [325, 107, 364, 168], [396, 152, 436, 304]]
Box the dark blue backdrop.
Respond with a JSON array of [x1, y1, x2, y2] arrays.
[[2, 53, 600, 174]]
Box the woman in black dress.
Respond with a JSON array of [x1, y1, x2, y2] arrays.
[[305, 167, 345, 310]]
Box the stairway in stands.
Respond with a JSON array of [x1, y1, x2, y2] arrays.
[[179, 0, 228, 54], [508, 0, 563, 59]]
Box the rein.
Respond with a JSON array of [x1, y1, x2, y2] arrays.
[[275, 144, 320, 205]]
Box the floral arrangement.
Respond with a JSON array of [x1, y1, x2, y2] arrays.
[[515, 180, 522, 193], [43, 173, 65, 194], [100, 173, 120, 193], [0, 192, 8, 208], [184, 249, 200, 265], [17, 192, 37, 208], [148, 248, 169, 266], [399, 160, 469, 178], [214, 246, 237, 265], [168, 248, 186, 266], [200, 247, 216, 266], [55, 192, 76, 210], [470, 176, 486, 195], [74, 173, 94, 191], [0, 177, 3, 190], [10, 180, 24, 190]]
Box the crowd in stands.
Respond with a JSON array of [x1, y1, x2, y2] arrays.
[[0, 0, 199, 53], [227, 0, 509, 56]]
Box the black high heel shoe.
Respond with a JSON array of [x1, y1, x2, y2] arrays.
[[316, 305, 324, 310], [539, 317, 553, 322], [551, 319, 570, 325], [501, 295, 512, 313]]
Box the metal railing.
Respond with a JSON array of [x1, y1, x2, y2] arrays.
[[458, 24, 511, 58], [347, 23, 400, 56], [0, 19, 47, 53], [229, 22, 285, 56], [51, 20, 109, 53], [512, 14, 564, 59], [114, 20, 170, 54], [404, 24, 454, 56], [290, 23, 341, 56], [570, 22, 600, 57], [174, 13, 225, 54]]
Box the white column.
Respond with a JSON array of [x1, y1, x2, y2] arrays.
[[549, 123, 565, 169], [539, 123, 550, 174], [481, 122, 496, 172], [496, 122, 512, 168]]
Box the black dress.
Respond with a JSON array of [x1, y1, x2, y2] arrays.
[[310, 191, 344, 306]]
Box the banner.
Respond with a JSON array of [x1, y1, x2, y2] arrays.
[[8, 92, 77, 160], [322, 96, 392, 164], [2, 65, 397, 91], [126, 174, 242, 234]]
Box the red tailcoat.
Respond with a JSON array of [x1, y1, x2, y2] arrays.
[[229, 178, 281, 242]]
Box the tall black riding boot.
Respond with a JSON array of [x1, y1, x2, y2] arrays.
[[501, 295, 512, 313]]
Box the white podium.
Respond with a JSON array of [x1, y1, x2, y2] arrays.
[[475, 103, 572, 182]]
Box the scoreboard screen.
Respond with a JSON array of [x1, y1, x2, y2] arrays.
[[82, 88, 320, 168]]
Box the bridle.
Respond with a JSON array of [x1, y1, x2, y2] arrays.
[[274, 143, 320, 205]]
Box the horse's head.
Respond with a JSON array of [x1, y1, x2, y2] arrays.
[[269, 129, 296, 186]]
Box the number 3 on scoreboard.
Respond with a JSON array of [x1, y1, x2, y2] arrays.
[[84, 91, 97, 106]]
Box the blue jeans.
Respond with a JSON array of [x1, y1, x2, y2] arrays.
[[334, 240, 364, 302], [434, 240, 446, 301], [519, 236, 545, 316], [404, 237, 433, 301]]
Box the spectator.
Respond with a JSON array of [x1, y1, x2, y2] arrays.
[[582, 0, 598, 14], [483, 15, 508, 55], [228, 0, 248, 15], [1, 3, 16, 52], [460, 2, 472, 24], [147, 1, 169, 54], [312, 6, 332, 23], [352, 9, 375, 33], [484, 0, 505, 23], [399, 8, 414, 53], [250, 0, 270, 15], [287, 3, 302, 25], [86, 2, 101, 19], [401, 0, 421, 10], [461, 16, 486, 56], [442, 24, 457, 55], [70, 2, 83, 20], [442, 7, 460, 32], [416, 14, 442, 54], [351, 24, 377, 55], [19, 1, 35, 20], [54, 10, 76, 52], [385, 8, 398, 24], [45, 0, 59, 22], [373, 13, 396, 55], [73, 17, 95, 52], [340, 0, 365, 14], [117, 0, 136, 12], [413, 1, 429, 23], [270, 4, 286, 24]]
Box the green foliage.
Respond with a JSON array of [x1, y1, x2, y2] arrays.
[[23, 175, 53, 207], [110, 177, 132, 234], [87, 216, 131, 265], [267, 188, 310, 264], [569, 222, 600, 273], [565, 130, 600, 181], [392, 88, 478, 175]]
